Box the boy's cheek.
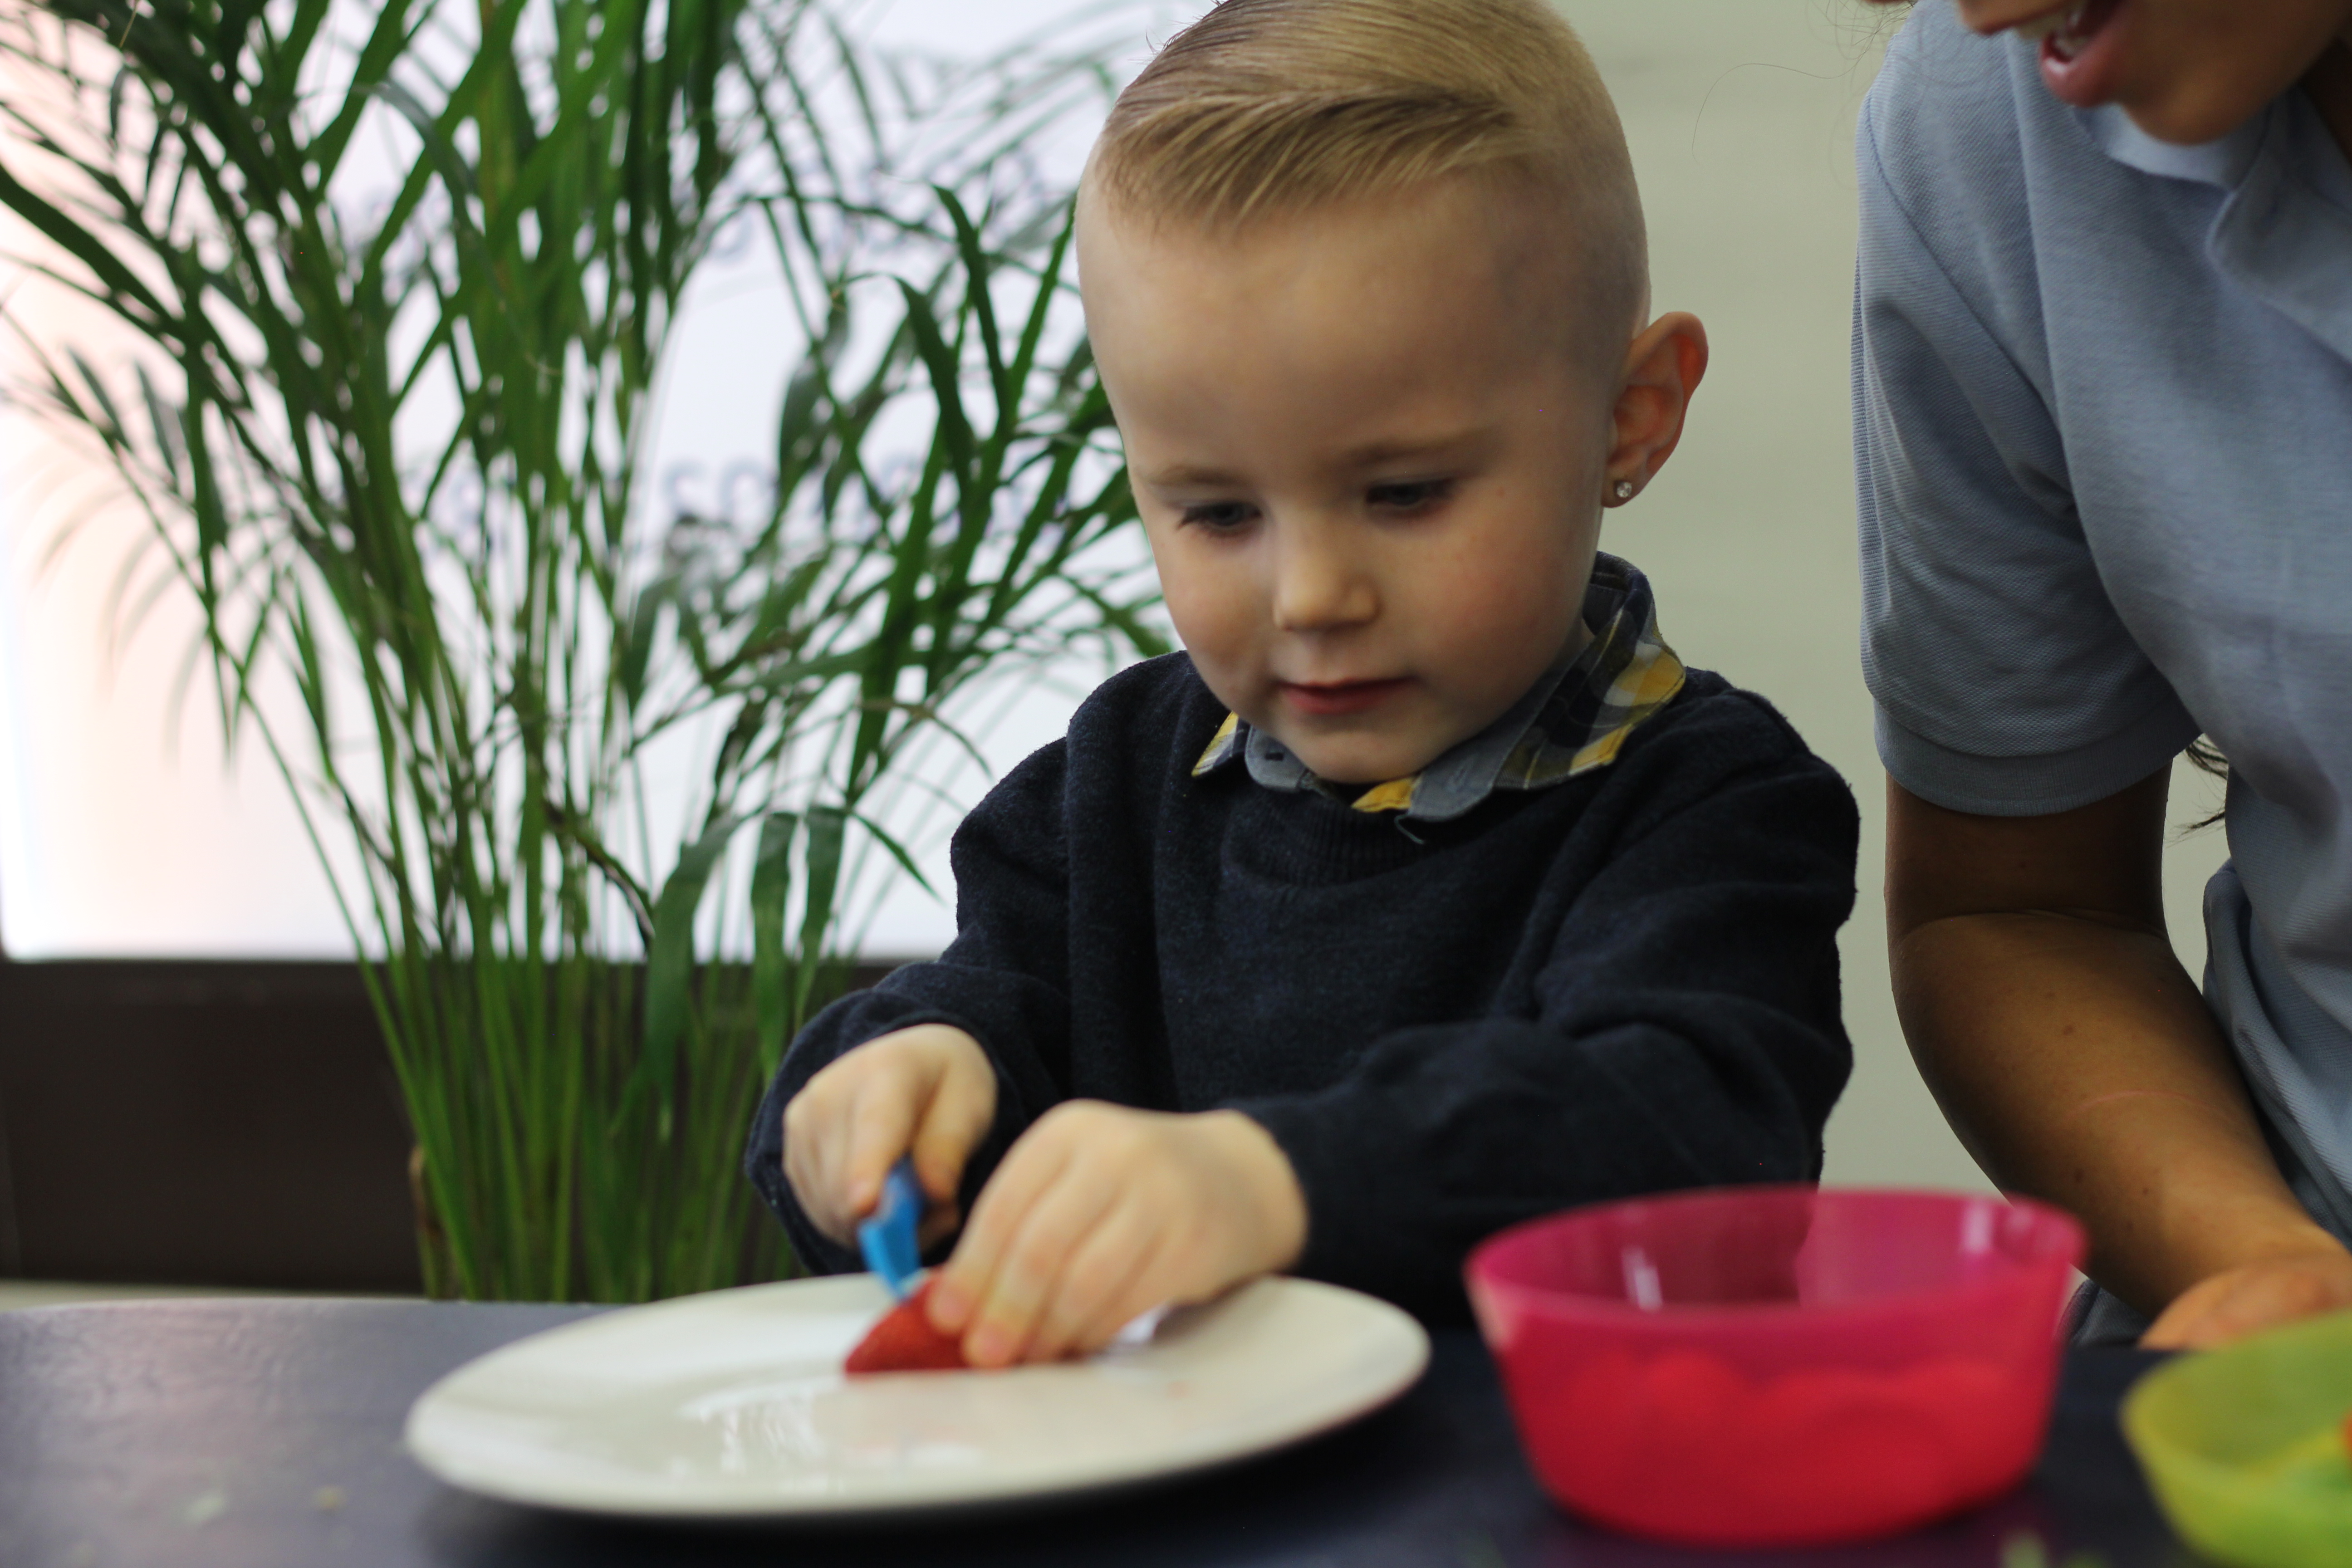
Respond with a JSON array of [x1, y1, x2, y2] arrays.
[[1150, 544, 1260, 676]]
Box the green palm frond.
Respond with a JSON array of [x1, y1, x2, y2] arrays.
[[0, 0, 1154, 1302]]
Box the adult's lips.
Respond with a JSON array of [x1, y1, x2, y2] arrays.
[[2019, 0, 2129, 108]]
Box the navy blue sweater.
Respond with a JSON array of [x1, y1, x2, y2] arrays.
[[745, 652, 1857, 1321]]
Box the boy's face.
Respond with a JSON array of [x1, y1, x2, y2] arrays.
[[1081, 178, 1644, 787]]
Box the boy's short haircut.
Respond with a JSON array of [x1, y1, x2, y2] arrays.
[[1088, 0, 1647, 375]]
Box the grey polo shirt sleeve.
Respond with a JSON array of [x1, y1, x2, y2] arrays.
[[1852, 65, 2200, 818]]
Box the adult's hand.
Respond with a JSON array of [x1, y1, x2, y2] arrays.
[[1887, 770, 2342, 1343], [2143, 1245, 2352, 1350]]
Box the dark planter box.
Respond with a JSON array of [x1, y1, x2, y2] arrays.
[[0, 957, 899, 1292]]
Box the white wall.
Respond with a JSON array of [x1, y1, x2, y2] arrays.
[[0, 0, 1197, 960], [0, 0, 2235, 1189]]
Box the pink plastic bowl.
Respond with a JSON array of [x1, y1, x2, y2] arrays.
[[1465, 1185, 2084, 1548]]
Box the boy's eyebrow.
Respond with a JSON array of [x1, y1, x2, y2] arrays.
[[1141, 430, 1494, 489], [1337, 430, 1491, 468], [1142, 461, 1245, 489]]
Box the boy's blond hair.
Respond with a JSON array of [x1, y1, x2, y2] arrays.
[[1088, 0, 1646, 373]]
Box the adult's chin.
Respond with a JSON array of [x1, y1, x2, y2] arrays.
[[2113, 83, 2286, 145]]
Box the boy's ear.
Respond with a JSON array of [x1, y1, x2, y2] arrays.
[[1602, 312, 1709, 506]]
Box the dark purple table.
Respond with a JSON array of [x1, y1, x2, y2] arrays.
[[0, 1299, 2182, 1568]]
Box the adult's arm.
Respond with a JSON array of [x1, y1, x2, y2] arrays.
[[1854, 15, 2352, 1347], [1887, 771, 2352, 1347]]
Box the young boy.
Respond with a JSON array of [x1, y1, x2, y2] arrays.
[[745, 0, 1857, 1367]]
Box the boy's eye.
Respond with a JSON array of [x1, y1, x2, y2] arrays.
[[1366, 478, 1454, 513], [1179, 500, 1258, 533]]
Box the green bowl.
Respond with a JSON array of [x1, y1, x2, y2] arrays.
[[2123, 1311, 2352, 1568]]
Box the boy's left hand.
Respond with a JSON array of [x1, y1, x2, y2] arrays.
[[922, 1103, 1307, 1367]]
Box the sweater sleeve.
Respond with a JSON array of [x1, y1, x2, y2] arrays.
[[1233, 705, 1859, 1321], [742, 740, 1077, 1274]]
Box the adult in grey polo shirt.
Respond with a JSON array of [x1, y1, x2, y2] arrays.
[[1856, 0, 2352, 1348]]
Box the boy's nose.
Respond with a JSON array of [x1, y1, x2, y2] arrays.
[[1270, 529, 1378, 632]]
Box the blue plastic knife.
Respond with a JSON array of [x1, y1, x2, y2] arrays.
[[857, 1156, 923, 1301]]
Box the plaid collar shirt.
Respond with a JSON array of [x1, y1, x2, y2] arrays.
[[1190, 554, 1686, 824]]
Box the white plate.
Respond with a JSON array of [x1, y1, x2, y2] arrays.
[[405, 1274, 1431, 1518]]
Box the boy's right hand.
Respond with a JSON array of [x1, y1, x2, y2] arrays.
[[782, 1024, 997, 1247]]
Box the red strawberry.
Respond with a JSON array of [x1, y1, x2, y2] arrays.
[[845, 1279, 971, 1374]]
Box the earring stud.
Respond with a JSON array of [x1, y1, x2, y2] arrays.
[[1612, 479, 1634, 501]]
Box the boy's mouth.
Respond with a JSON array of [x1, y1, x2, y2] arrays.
[[1277, 677, 1411, 717], [2017, 0, 2128, 107]]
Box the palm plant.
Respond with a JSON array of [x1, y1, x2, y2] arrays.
[[0, 0, 1159, 1301]]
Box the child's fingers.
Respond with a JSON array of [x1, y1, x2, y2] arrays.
[[925, 1138, 1073, 1344], [1027, 1206, 1160, 1362], [961, 1157, 1124, 1366], [782, 1076, 858, 1240], [928, 1102, 1300, 1365], [780, 1026, 994, 1246], [838, 1075, 925, 1221], [908, 1049, 996, 1207], [926, 1127, 1068, 1328], [926, 1123, 1084, 1347]]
